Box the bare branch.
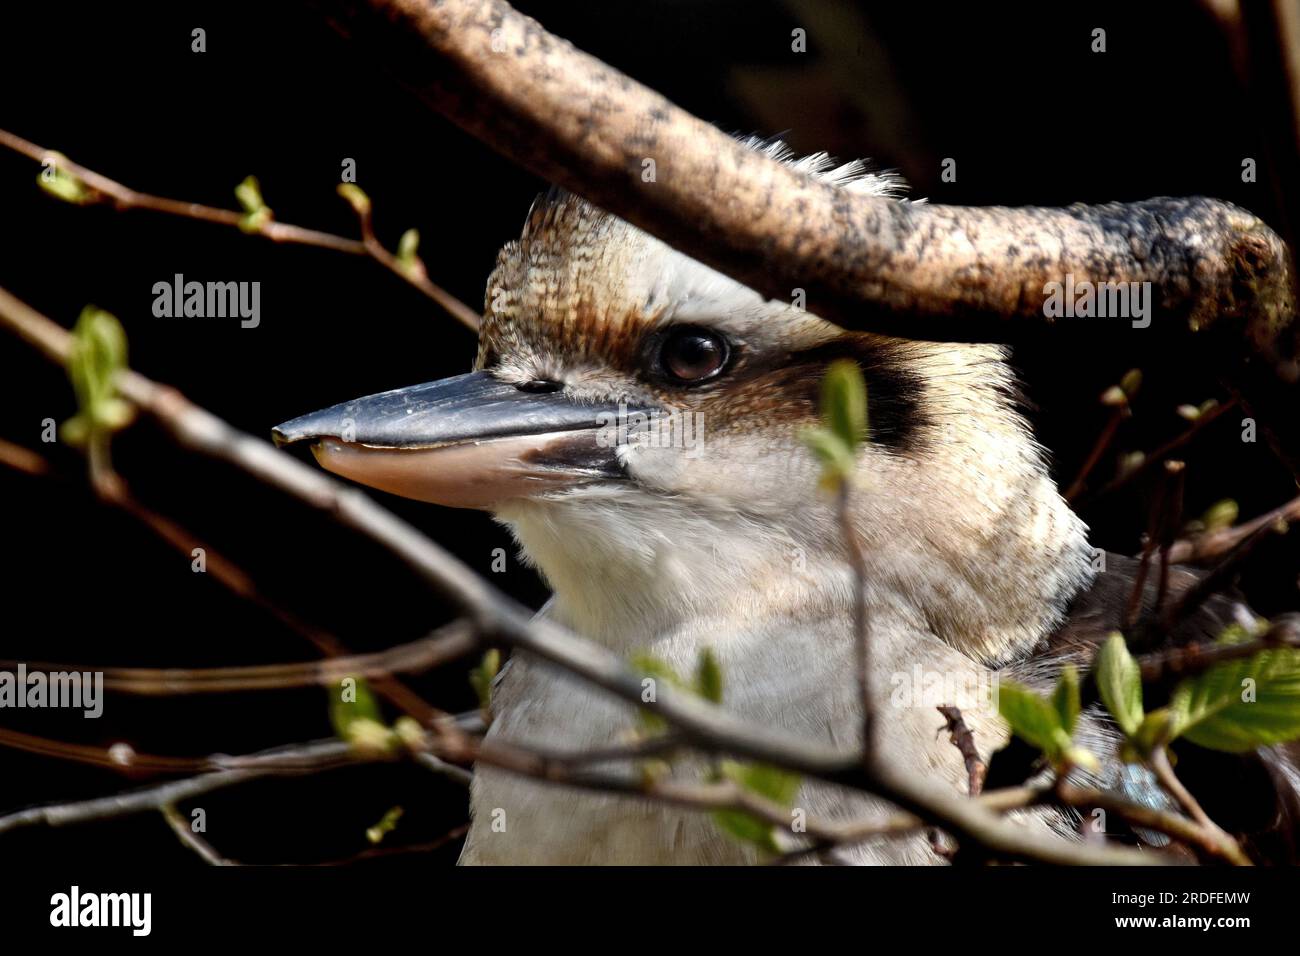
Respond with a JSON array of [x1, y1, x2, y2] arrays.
[[1137, 618, 1300, 689], [1064, 398, 1128, 503], [1052, 780, 1247, 866], [837, 481, 873, 762], [936, 706, 987, 797], [1158, 520, 1276, 632], [1148, 747, 1252, 866], [0, 740, 351, 836], [0, 127, 480, 332], [415, 752, 474, 786], [161, 804, 235, 866], [0, 621, 476, 696], [0, 436, 50, 477], [0, 441, 449, 722], [1087, 398, 1238, 503], [1167, 490, 1300, 563]]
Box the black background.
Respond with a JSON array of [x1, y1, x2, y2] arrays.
[[1, 0, 1297, 869]]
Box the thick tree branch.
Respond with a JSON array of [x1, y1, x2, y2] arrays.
[[313, 0, 1295, 370]]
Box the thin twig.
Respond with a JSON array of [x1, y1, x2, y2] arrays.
[[936, 706, 986, 796], [1137, 619, 1300, 688], [1148, 746, 1252, 865], [1124, 534, 1157, 633], [0, 621, 477, 696], [1154, 460, 1186, 617], [1089, 399, 1238, 502], [309, 823, 470, 866], [0, 739, 352, 835], [837, 481, 873, 763], [1064, 400, 1128, 502], [0, 442, 445, 723], [1167, 491, 1300, 563], [415, 752, 474, 786], [1123, 461, 1181, 634], [0, 127, 480, 332], [1158, 520, 1277, 632], [1051, 781, 1245, 865], [0, 436, 50, 476], [161, 803, 235, 866]]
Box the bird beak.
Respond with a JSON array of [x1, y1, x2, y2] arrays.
[[272, 371, 654, 509]]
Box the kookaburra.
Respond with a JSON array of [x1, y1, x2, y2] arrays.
[[274, 142, 1300, 864]]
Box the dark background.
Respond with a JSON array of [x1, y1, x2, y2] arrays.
[[0, 0, 1296, 867]]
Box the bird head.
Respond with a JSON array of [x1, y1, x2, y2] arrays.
[[274, 143, 1094, 663]]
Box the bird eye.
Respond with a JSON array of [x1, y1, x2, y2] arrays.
[[656, 326, 730, 384]]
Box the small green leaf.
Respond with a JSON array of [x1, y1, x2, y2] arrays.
[[997, 681, 1065, 758], [239, 208, 272, 233], [1052, 665, 1081, 735], [630, 653, 685, 687], [396, 228, 422, 274], [234, 175, 272, 233], [722, 760, 801, 806], [37, 154, 93, 205], [1133, 708, 1174, 755], [1167, 647, 1300, 752], [468, 649, 501, 713], [711, 760, 802, 854], [1200, 499, 1238, 535], [1095, 632, 1144, 737], [1119, 368, 1143, 398], [1064, 745, 1100, 772], [630, 653, 684, 733], [329, 676, 382, 739], [392, 716, 426, 750], [336, 182, 371, 216], [820, 359, 868, 452], [801, 426, 856, 489], [1215, 622, 1261, 646], [60, 416, 88, 446], [62, 306, 134, 445], [695, 648, 723, 704], [341, 717, 395, 757], [234, 175, 265, 213], [366, 806, 404, 845], [712, 807, 782, 854]]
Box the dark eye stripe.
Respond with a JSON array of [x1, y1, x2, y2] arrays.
[[729, 337, 927, 451]]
